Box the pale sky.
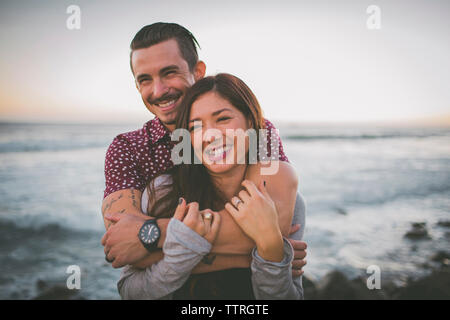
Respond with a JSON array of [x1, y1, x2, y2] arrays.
[[0, 0, 449, 125]]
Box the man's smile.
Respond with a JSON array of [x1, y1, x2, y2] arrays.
[[151, 93, 182, 112]]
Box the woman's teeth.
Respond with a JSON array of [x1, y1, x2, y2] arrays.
[[206, 145, 232, 159]]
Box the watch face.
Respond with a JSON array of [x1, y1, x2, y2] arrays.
[[140, 222, 160, 245]]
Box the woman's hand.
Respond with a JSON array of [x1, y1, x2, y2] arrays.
[[173, 198, 221, 244], [224, 180, 284, 262]]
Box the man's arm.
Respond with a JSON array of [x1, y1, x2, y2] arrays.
[[128, 194, 307, 276], [102, 189, 169, 268], [102, 188, 170, 247], [102, 188, 144, 228], [102, 188, 254, 249], [101, 189, 255, 269]]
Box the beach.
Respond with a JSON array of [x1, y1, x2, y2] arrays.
[[0, 121, 449, 299]]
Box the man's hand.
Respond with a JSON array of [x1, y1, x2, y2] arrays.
[[101, 212, 151, 268], [288, 224, 307, 277]]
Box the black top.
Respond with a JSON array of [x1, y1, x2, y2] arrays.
[[173, 268, 254, 300]]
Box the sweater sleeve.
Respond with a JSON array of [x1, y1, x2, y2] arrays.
[[117, 218, 211, 300], [250, 192, 306, 300]]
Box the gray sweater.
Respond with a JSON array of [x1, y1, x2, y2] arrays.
[[117, 192, 306, 300]]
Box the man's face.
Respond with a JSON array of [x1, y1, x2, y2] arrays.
[[131, 39, 199, 128]]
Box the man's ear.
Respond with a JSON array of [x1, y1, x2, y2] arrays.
[[194, 61, 206, 81]]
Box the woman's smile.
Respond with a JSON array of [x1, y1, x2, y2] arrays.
[[204, 143, 233, 163]]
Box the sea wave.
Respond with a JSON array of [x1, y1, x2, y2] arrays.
[[283, 131, 449, 141], [0, 122, 133, 154], [341, 179, 450, 208], [0, 218, 96, 247], [0, 141, 108, 153]]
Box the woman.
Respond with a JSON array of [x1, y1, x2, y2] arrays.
[[118, 73, 303, 299]]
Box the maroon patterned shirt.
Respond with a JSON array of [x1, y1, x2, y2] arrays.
[[103, 117, 288, 198]]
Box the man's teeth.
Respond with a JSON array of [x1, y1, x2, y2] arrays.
[[157, 100, 175, 108]]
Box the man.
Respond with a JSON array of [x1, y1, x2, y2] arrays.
[[101, 23, 307, 289]]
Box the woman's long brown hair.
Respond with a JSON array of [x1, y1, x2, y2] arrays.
[[147, 73, 265, 217]]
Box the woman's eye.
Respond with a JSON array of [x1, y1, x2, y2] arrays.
[[218, 117, 231, 122]]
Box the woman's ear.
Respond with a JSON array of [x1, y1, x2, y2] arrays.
[[194, 61, 206, 81]]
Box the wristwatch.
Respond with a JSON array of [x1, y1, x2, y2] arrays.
[[138, 219, 161, 252]]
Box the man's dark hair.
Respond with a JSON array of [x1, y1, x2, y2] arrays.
[[130, 22, 200, 74]]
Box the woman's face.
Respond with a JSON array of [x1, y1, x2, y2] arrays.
[[188, 91, 251, 174]]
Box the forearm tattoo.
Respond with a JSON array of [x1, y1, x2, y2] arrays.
[[101, 192, 124, 229], [129, 188, 138, 209]]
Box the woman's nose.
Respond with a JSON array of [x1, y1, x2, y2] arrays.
[[203, 129, 215, 143], [202, 127, 222, 143]]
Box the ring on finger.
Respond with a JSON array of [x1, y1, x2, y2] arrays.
[[203, 212, 212, 220], [232, 197, 243, 208]]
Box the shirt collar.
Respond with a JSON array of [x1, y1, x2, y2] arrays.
[[146, 117, 171, 144]]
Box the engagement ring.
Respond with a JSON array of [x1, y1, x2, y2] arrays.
[[233, 198, 243, 208], [203, 212, 212, 220]]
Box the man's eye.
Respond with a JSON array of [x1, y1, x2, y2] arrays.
[[139, 79, 150, 84]]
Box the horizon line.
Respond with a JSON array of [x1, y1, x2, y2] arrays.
[[1, 116, 450, 128]]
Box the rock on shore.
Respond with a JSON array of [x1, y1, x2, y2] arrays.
[[31, 267, 450, 300], [404, 222, 430, 240], [32, 280, 86, 300], [303, 267, 450, 300]]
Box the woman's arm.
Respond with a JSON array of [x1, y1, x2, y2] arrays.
[[251, 191, 306, 300], [224, 161, 303, 299], [248, 161, 298, 237], [251, 162, 303, 299], [251, 237, 303, 299]]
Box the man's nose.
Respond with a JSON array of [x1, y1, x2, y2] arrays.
[[152, 78, 168, 99]]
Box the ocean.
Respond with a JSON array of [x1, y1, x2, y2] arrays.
[[0, 121, 449, 299]]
